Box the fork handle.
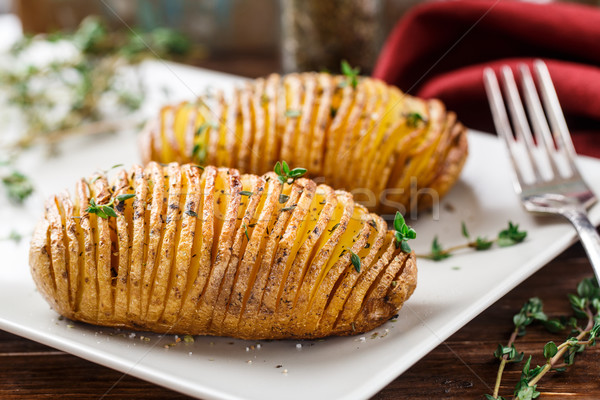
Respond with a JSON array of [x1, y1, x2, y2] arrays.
[[562, 208, 600, 283]]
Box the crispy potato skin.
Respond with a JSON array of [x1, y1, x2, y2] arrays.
[[29, 163, 417, 340], [139, 74, 468, 213]]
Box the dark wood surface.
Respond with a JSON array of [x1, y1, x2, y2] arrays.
[[2, 58, 599, 400]]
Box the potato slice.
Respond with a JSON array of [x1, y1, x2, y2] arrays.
[[209, 174, 264, 334], [272, 185, 337, 333], [193, 168, 242, 332], [145, 163, 183, 323], [90, 175, 114, 322], [44, 196, 70, 315], [249, 78, 267, 173], [262, 74, 281, 172], [237, 85, 254, 172], [112, 170, 132, 321], [317, 214, 386, 336], [75, 179, 97, 321], [179, 166, 216, 329], [220, 172, 281, 336], [57, 191, 79, 311], [140, 163, 167, 316], [308, 73, 334, 174], [127, 165, 149, 320], [161, 164, 202, 326]]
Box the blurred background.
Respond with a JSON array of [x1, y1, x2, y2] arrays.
[[5, 0, 596, 78], [6, 0, 422, 76], [1, 0, 599, 170]]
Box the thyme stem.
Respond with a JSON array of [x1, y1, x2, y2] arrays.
[[526, 307, 595, 388], [493, 328, 519, 398]]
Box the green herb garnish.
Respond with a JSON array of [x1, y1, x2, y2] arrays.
[[191, 143, 207, 164], [393, 212, 416, 253], [196, 121, 218, 136], [430, 236, 450, 261], [405, 112, 427, 128], [3, 16, 192, 160], [340, 60, 360, 89], [85, 193, 136, 219], [350, 250, 361, 273], [2, 170, 34, 204], [486, 278, 599, 400], [419, 221, 527, 260], [498, 221, 528, 247], [274, 161, 307, 185], [243, 222, 249, 241], [116, 193, 135, 202], [1, 229, 23, 244]]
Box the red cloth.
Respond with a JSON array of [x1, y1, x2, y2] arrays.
[[373, 0, 600, 158]]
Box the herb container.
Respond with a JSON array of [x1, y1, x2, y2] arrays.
[[280, 0, 383, 74]]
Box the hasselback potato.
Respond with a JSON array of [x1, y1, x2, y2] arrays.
[[29, 163, 417, 339], [139, 73, 468, 213]]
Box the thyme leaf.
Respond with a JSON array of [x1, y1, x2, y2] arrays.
[[274, 161, 307, 185], [340, 60, 360, 89], [350, 250, 361, 273], [393, 212, 416, 253]]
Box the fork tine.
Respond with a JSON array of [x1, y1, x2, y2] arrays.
[[518, 64, 562, 178], [499, 66, 544, 182], [483, 68, 525, 192], [533, 60, 579, 177]]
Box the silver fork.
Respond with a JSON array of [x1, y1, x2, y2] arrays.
[[483, 60, 600, 283]]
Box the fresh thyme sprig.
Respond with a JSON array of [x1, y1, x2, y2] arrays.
[[2, 16, 192, 154], [486, 278, 600, 400], [419, 221, 527, 260], [340, 60, 360, 89], [274, 161, 307, 185], [1, 170, 34, 204], [1, 229, 23, 244], [85, 193, 135, 219], [393, 212, 416, 253]]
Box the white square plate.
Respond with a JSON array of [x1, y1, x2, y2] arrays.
[[1, 62, 599, 400]]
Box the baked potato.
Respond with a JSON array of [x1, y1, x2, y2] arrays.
[[139, 73, 468, 213], [29, 163, 417, 339]]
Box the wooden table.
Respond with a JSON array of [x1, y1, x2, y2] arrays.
[[2, 57, 599, 400]]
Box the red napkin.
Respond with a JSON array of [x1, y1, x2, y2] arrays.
[[373, 0, 600, 158]]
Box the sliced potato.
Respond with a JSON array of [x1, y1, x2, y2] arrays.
[[29, 163, 417, 340], [140, 74, 468, 213]]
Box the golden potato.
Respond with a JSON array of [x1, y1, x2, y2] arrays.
[[139, 73, 468, 213], [29, 163, 417, 340]]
